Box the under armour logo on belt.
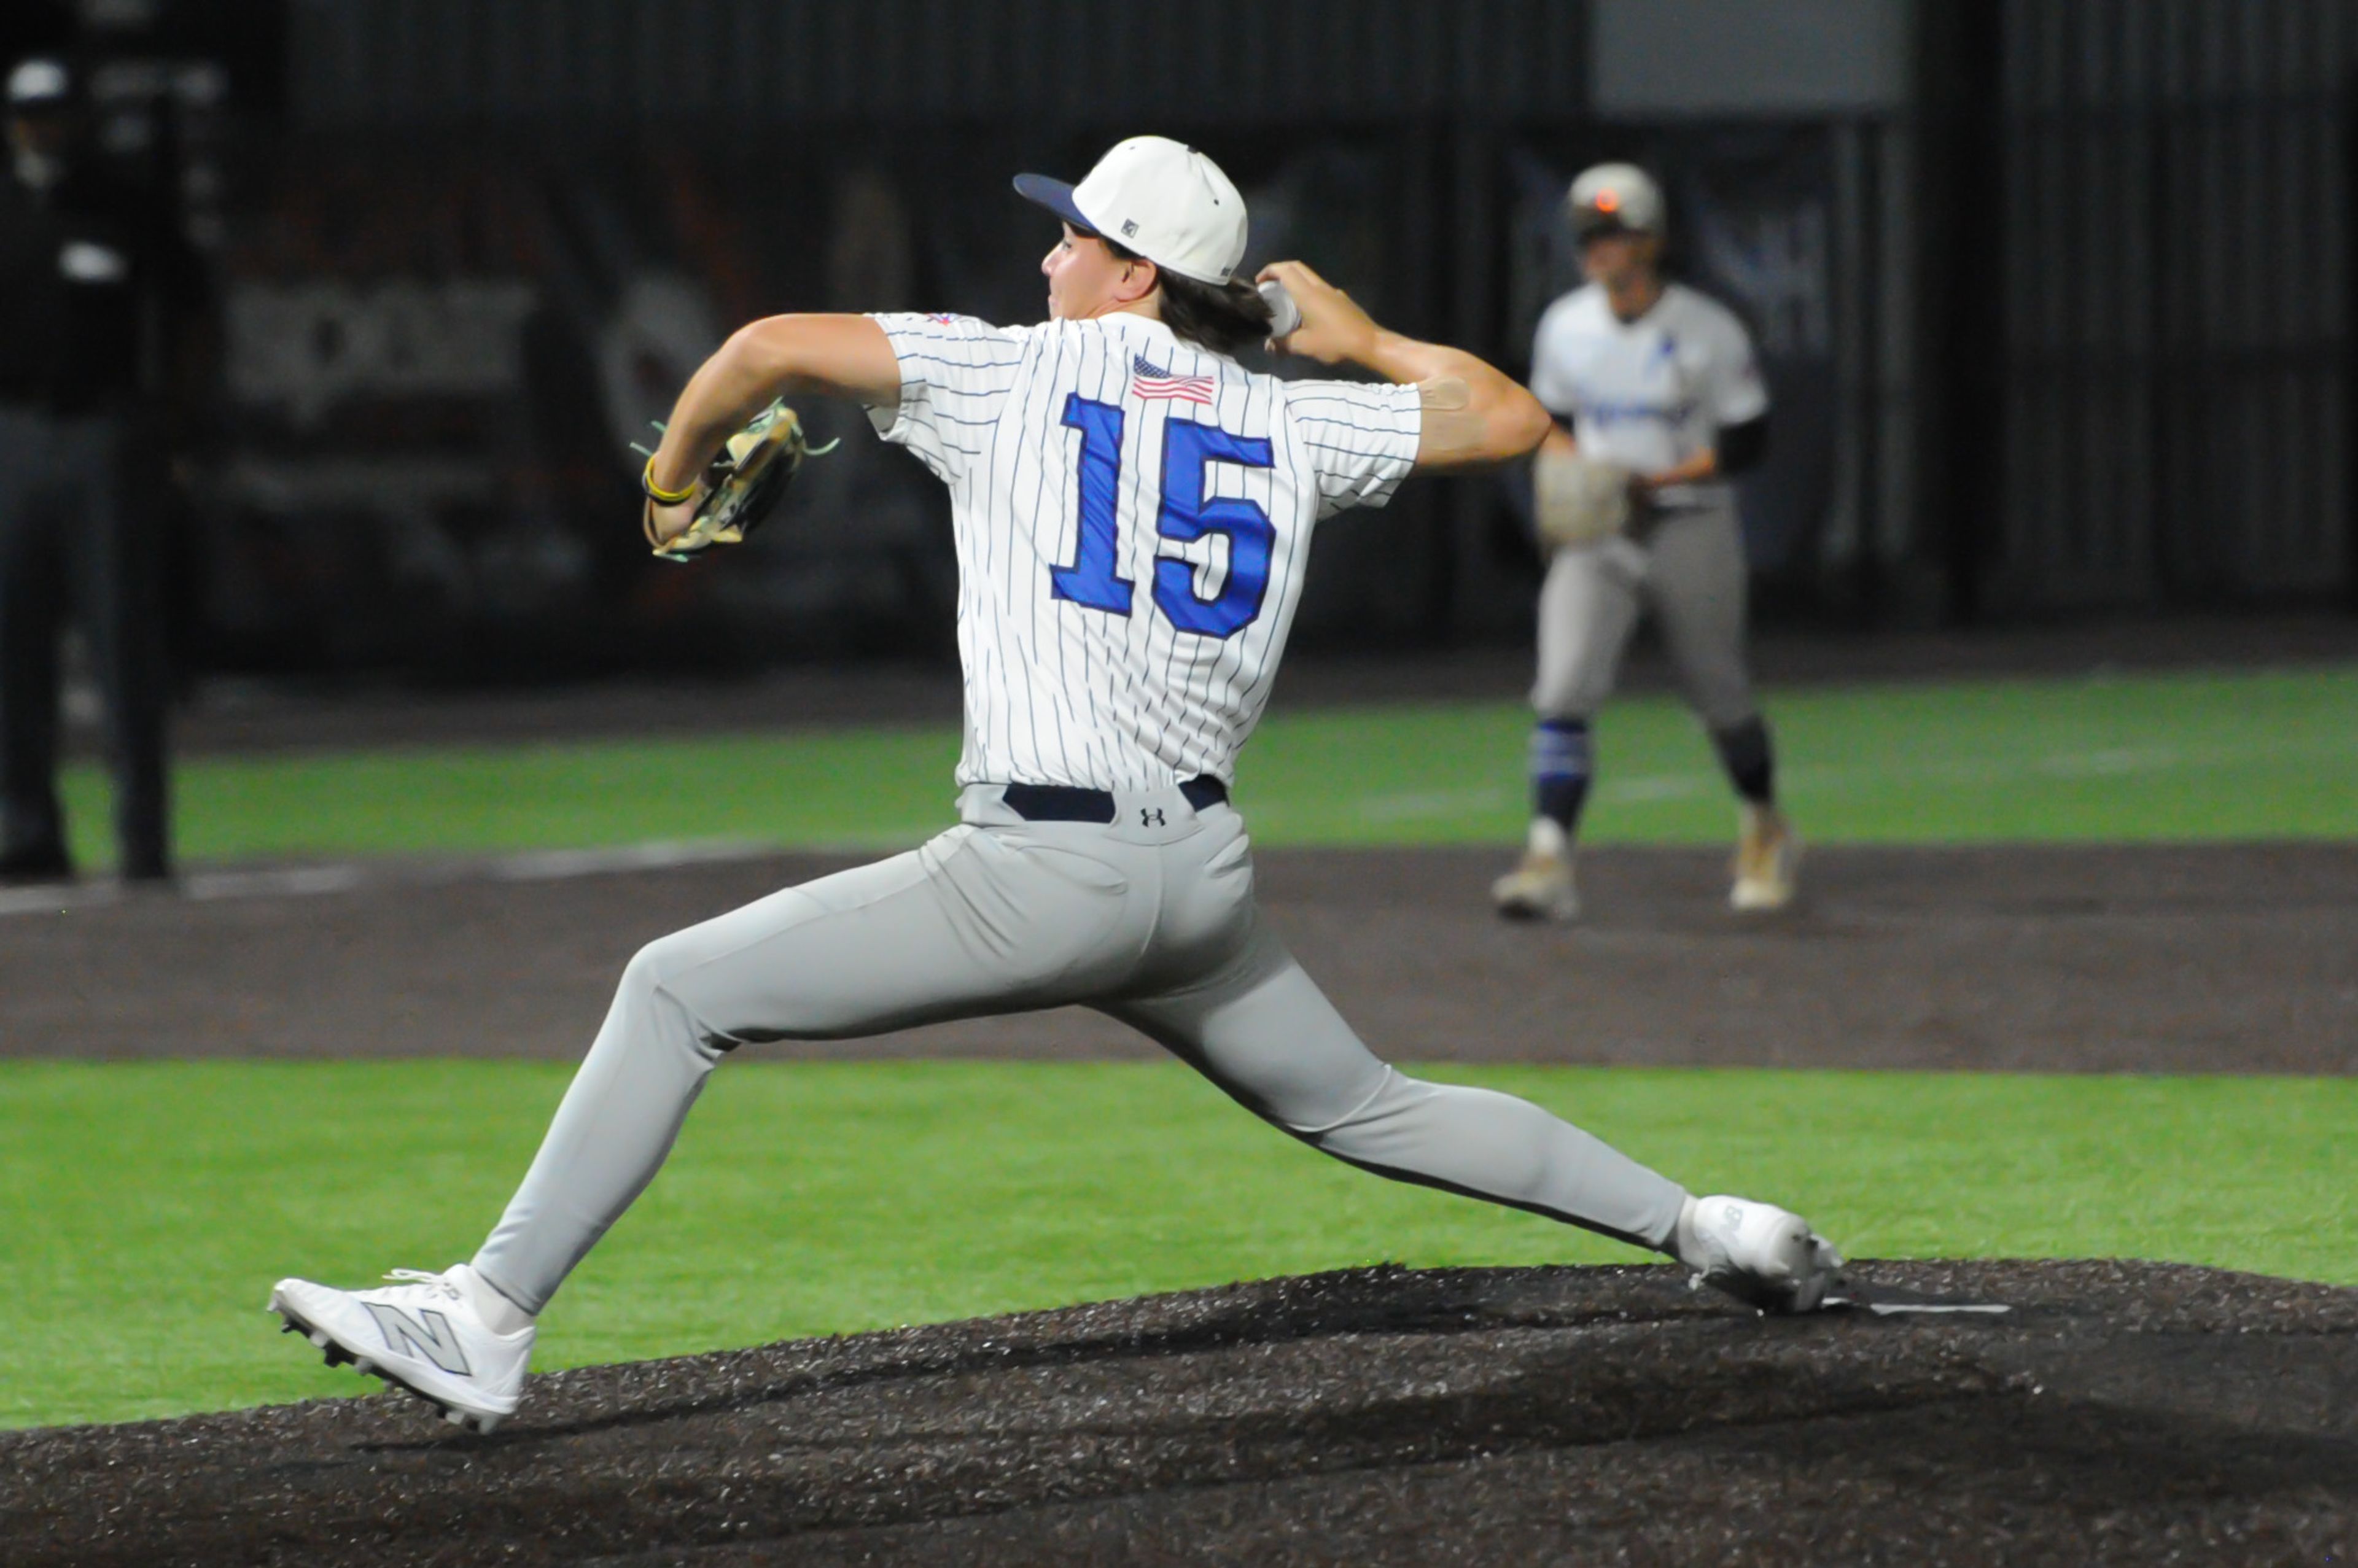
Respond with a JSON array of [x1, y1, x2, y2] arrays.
[[1141, 807, 1165, 826]]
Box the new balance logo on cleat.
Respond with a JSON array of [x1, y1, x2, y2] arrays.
[[268, 1267, 534, 1434], [362, 1303, 473, 1376]]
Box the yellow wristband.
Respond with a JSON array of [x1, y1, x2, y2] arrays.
[[641, 455, 696, 506]]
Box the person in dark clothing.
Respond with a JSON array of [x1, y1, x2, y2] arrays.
[[0, 55, 191, 886]]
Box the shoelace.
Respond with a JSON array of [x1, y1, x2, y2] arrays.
[[380, 1268, 460, 1300]]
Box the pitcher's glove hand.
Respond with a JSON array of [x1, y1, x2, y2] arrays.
[[1532, 447, 1635, 549], [639, 400, 839, 562]]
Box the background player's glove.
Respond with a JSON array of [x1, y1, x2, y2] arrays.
[[639, 400, 839, 563], [1531, 447, 1633, 549]]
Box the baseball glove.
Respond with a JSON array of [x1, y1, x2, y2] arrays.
[[1531, 447, 1633, 549], [639, 400, 839, 563]]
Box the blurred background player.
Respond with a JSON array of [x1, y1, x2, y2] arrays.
[[1493, 161, 1794, 922], [0, 53, 196, 887]]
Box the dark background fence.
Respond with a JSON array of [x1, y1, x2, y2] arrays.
[[6, 0, 2353, 683], [1986, 0, 2353, 613]]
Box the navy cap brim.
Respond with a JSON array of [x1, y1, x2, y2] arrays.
[[1013, 173, 1094, 233], [1571, 209, 1645, 241]]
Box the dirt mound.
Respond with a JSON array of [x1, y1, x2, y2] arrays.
[[4, 1261, 2352, 1566]]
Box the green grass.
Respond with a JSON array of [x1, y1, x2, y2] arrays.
[[4, 1059, 2351, 1430], [1242, 664, 2358, 844], [55, 665, 2358, 869]]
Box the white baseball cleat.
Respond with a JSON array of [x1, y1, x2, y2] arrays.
[[1730, 804, 1800, 911], [268, 1265, 533, 1433], [1492, 848, 1579, 922], [1676, 1193, 1843, 1314]]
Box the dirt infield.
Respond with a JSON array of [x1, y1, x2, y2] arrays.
[[4, 842, 2352, 1073], [4, 1260, 2353, 1565]]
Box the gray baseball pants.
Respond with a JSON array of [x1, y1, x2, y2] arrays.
[[1533, 503, 1757, 728], [473, 782, 1689, 1314]]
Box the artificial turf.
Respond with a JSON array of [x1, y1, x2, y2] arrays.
[[3, 1058, 2351, 1430], [54, 664, 2358, 870]]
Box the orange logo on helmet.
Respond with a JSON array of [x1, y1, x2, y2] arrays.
[[1593, 190, 1621, 213]]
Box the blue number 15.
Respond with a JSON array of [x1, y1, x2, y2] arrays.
[[1049, 393, 1275, 639]]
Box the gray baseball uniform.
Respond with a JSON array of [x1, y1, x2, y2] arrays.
[[1527, 281, 1767, 729], [473, 309, 1689, 1316]]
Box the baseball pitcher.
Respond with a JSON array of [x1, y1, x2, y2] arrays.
[[1494, 163, 1798, 922], [270, 138, 1840, 1432]]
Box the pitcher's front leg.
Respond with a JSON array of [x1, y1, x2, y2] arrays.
[[473, 828, 1129, 1315]]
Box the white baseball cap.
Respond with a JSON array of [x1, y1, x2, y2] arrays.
[[1568, 162, 1665, 239], [7, 58, 72, 109], [1014, 136, 1247, 285]]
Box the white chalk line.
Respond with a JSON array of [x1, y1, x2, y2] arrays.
[[1336, 734, 2354, 826], [0, 836, 903, 920], [7, 731, 2344, 914]]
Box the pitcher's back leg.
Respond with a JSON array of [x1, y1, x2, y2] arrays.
[[1105, 912, 1686, 1252]]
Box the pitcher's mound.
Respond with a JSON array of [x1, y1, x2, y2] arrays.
[[7, 1260, 2354, 1566]]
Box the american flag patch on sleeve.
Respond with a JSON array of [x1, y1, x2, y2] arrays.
[[1130, 355, 1215, 405]]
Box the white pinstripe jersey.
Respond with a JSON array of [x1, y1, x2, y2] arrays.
[[865, 311, 1423, 792]]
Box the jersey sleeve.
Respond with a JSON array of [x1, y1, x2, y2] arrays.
[[1703, 308, 1770, 427], [1283, 378, 1424, 519], [1527, 299, 1580, 416], [863, 312, 1031, 484]]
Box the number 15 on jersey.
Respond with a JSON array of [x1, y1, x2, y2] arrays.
[[1050, 392, 1275, 638]]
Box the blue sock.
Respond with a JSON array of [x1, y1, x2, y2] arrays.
[[1530, 718, 1593, 833]]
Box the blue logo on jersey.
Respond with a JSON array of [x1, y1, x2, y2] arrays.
[[1578, 396, 1697, 428]]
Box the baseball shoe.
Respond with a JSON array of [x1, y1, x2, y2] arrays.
[[268, 1265, 533, 1432], [1492, 848, 1578, 922], [1730, 804, 1799, 911], [1676, 1193, 1843, 1314]]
